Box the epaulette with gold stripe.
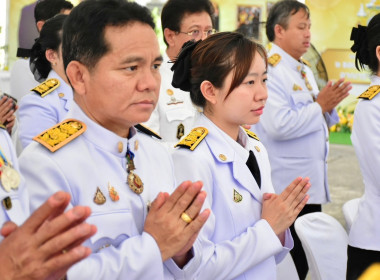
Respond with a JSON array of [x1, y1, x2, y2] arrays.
[[358, 85, 380, 100], [31, 78, 60, 97], [301, 58, 311, 67], [0, 124, 5, 129], [268, 53, 281, 67], [135, 124, 161, 139], [174, 127, 208, 151], [33, 119, 86, 152], [244, 128, 260, 141]]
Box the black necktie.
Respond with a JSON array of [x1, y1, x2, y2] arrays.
[[246, 150, 261, 188]]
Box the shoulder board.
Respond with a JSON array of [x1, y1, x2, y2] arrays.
[[31, 78, 60, 97], [174, 127, 208, 151], [244, 128, 260, 141], [301, 58, 311, 67], [268, 53, 281, 67], [33, 119, 86, 152], [0, 124, 5, 130], [135, 124, 161, 139], [358, 85, 380, 100]]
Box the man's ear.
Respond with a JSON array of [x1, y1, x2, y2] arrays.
[[274, 23, 285, 39], [36, 20, 45, 32], [164, 28, 176, 48], [200, 80, 217, 105], [66, 61, 88, 95]]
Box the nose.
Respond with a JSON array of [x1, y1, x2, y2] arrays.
[[200, 31, 208, 40], [137, 68, 160, 92], [255, 82, 268, 103]]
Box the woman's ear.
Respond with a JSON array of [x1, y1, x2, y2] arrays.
[[45, 49, 58, 66], [66, 61, 87, 95], [376, 45, 380, 67], [200, 80, 217, 105]]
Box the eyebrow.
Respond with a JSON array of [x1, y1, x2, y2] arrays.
[[247, 70, 268, 77], [186, 24, 213, 30], [122, 55, 163, 64]]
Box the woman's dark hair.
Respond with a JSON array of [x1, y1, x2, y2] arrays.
[[172, 32, 267, 108], [351, 13, 380, 73], [30, 14, 67, 81]]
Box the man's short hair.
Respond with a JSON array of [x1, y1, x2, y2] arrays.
[[266, 0, 309, 42], [161, 0, 214, 46], [62, 0, 155, 71], [34, 0, 73, 23]]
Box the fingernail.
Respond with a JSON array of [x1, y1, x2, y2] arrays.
[[53, 192, 65, 202]]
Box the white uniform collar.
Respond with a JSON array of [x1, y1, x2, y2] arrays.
[[370, 75, 380, 86], [199, 114, 250, 162], [67, 102, 135, 157]]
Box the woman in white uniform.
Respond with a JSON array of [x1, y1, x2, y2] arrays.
[[171, 32, 310, 279], [348, 13, 380, 280], [18, 14, 73, 149]]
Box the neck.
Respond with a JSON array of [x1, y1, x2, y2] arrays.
[[166, 48, 177, 61], [52, 66, 69, 84], [74, 96, 131, 138], [274, 41, 302, 61], [204, 111, 240, 141]]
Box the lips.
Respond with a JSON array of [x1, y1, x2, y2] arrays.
[[253, 106, 264, 115]]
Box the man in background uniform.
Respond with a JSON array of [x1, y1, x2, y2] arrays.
[[253, 1, 351, 279]]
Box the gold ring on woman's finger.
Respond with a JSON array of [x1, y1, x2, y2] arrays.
[[181, 212, 192, 223]]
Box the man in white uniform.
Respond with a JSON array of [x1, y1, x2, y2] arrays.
[[19, 1, 209, 279], [253, 1, 351, 279], [144, 0, 215, 147]]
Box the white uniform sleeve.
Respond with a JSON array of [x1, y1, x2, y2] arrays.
[[261, 68, 326, 140]]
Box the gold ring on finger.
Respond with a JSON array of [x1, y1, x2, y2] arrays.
[[181, 212, 192, 223]]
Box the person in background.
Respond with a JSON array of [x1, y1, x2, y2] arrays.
[[144, 0, 215, 148], [18, 14, 73, 150], [171, 32, 310, 279], [10, 0, 73, 102], [348, 13, 380, 280], [0, 121, 96, 279], [252, 1, 351, 278], [19, 1, 209, 279]]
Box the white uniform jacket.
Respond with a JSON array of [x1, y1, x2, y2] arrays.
[[19, 102, 202, 280], [0, 128, 28, 242], [253, 44, 338, 204], [172, 115, 293, 280], [18, 70, 73, 149], [349, 75, 380, 251], [10, 58, 39, 101], [144, 51, 199, 147]]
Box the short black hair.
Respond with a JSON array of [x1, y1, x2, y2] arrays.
[[161, 0, 214, 46], [266, 0, 309, 42], [34, 0, 73, 23], [62, 0, 155, 71], [30, 14, 67, 81]]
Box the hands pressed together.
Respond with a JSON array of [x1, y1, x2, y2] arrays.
[[0, 192, 97, 280], [316, 78, 352, 114], [262, 177, 310, 242], [144, 181, 210, 267]]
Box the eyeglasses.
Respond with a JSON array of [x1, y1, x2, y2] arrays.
[[177, 29, 216, 39]]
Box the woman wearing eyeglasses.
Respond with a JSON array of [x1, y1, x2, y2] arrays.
[[171, 32, 310, 279], [143, 0, 216, 148], [17, 14, 72, 150]]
